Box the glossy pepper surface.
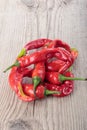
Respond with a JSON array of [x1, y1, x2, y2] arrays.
[[32, 62, 45, 91], [18, 39, 52, 58], [45, 71, 86, 85], [45, 71, 74, 97], [9, 67, 60, 101], [4, 47, 73, 72], [4, 38, 87, 102], [23, 84, 60, 99]]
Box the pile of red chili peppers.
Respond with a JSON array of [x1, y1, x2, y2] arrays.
[[4, 39, 87, 102]]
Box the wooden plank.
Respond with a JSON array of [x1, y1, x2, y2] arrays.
[[0, 0, 87, 130]]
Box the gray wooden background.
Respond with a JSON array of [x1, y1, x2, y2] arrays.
[[0, 0, 87, 130]]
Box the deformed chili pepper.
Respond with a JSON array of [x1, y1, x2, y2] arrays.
[[23, 84, 60, 99], [32, 62, 45, 91], [4, 47, 73, 72], [45, 71, 87, 85], [18, 39, 52, 58]]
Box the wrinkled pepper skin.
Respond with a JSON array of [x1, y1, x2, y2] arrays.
[[9, 67, 60, 101], [46, 60, 67, 73], [25, 39, 52, 51], [45, 71, 74, 97], [47, 39, 71, 52], [4, 38, 83, 102], [18, 48, 73, 67], [19, 39, 71, 57], [4, 47, 73, 73], [18, 39, 52, 58]]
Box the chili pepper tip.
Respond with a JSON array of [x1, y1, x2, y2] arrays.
[[3, 60, 20, 73]]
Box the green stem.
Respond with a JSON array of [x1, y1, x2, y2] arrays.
[[59, 74, 87, 82], [3, 60, 20, 73], [44, 89, 61, 96], [33, 76, 41, 92], [17, 48, 26, 58]]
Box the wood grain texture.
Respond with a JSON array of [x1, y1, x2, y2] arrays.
[[0, 0, 87, 130]]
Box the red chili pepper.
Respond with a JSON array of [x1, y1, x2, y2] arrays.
[[32, 62, 45, 91], [45, 71, 86, 85], [18, 39, 52, 58], [4, 48, 73, 72], [45, 80, 74, 97], [46, 60, 70, 73], [9, 67, 35, 102], [23, 84, 60, 99], [46, 48, 78, 73], [45, 71, 74, 97], [9, 66, 60, 101], [47, 39, 71, 52], [17, 67, 34, 77]]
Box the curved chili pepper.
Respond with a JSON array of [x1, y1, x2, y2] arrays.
[[23, 84, 60, 99], [45, 71, 74, 97], [4, 48, 73, 72], [47, 40, 78, 62], [32, 62, 45, 91], [9, 67, 35, 101], [45, 71, 86, 85], [18, 39, 52, 58]]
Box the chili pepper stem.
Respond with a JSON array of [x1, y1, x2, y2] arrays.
[[17, 48, 26, 58], [33, 76, 41, 92], [59, 74, 87, 82], [3, 60, 20, 73], [44, 89, 61, 96]]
